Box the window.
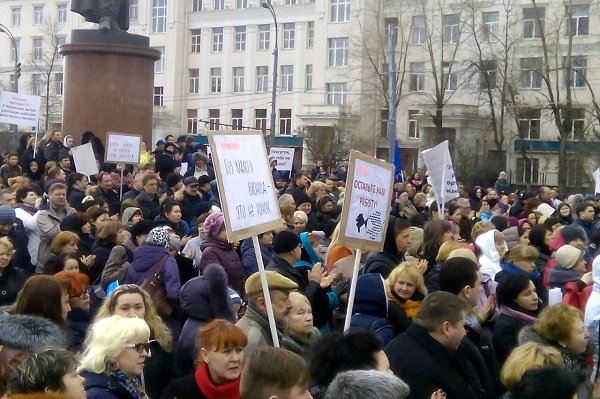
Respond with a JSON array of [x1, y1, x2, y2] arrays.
[[568, 5, 589, 36], [330, 0, 350, 23], [564, 56, 587, 88], [191, 29, 202, 52], [256, 66, 268, 92], [235, 26, 246, 51], [328, 37, 349, 67], [56, 36, 66, 59], [258, 25, 270, 50], [209, 109, 220, 130], [255, 109, 267, 133], [231, 109, 243, 130], [326, 82, 347, 105], [516, 158, 539, 184], [154, 47, 165, 73], [443, 14, 460, 44], [189, 69, 199, 93], [285, 0, 297, 4], [520, 57, 542, 89], [55, 73, 63, 95], [283, 23, 295, 49], [567, 109, 585, 140], [483, 12, 498, 42], [233, 67, 244, 93], [380, 109, 388, 138], [153, 86, 164, 106], [57, 4, 67, 23], [34, 6, 44, 25], [281, 65, 293, 92], [32, 74, 42, 96], [10, 39, 19, 62], [305, 64, 313, 91], [130, 0, 139, 20], [212, 27, 223, 52], [443, 62, 458, 91], [214, 0, 224, 10], [237, 0, 248, 8], [11, 7, 21, 26], [480, 60, 497, 89], [192, 0, 202, 12], [523, 7, 544, 39], [187, 109, 198, 134], [152, 0, 167, 33], [33, 38, 43, 61], [408, 110, 419, 138], [210, 68, 222, 93], [307, 22, 314, 48], [518, 109, 541, 139], [412, 16, 426, 45], [410, 62, 425, 91], [279, 109, 292, 135]]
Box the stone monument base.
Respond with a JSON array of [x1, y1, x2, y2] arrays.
[[59, 30, 160, 155]]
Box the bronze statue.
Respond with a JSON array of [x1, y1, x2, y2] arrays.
[[71, 0, 130, 31]]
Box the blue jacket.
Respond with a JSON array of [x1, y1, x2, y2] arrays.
[[82, 371, 143, 399], [240, 237, 274, 276], [350, 273, 395, 345]]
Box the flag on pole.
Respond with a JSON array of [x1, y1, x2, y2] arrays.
[[393, 140, 404, 182]]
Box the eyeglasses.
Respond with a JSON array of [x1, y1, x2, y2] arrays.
[[70, 287, 91, 299], [125, 342, 150, 354]]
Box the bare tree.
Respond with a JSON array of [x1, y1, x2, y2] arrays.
[[299, 125, 355, 168]]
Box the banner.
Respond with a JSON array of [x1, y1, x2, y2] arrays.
[[72, 143, 99, 177], [105, 132, 142, 164], [593, 168, 600, 194], [421, 140, 459, 208], [269, 147, 295, 171], [338, 150, 394, 252], [0, 91, 41, 127], [208, 131, 282, 242]]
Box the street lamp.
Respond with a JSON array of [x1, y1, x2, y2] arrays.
[[0, 23, 20, 137], [261, 0, 278, 148]]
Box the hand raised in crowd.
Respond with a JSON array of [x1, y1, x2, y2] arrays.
[[416, 259, 428, 275], [582, 271, 593, 285], [308, 262, 325, 284], [430, 389, 447, 399], [181, 235, 192, 247], [320, 271, 337, 289], [184, 249, 195, 259], [478, 294, 496, 323], [80, 254, 96, 267], [159, 192, 169, 204]]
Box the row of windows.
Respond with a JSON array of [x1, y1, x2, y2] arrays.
[[380, 110, 420, 139], [7, 37, 67, 62], [11, 4, 68, 26], [407, 56, 587, 92], [190, 0, 350, 23], [183, 108, 293, 135], [25, 73, 63, 96], [407, 5, 590, 46]]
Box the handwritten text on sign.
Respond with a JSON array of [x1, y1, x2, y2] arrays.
[[105, 133, 142, 164], [0, 91, 41, 126]]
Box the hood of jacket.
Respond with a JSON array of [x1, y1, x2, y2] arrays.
[[121, 207, 142, 225], [180, 263, 236, 321], [200, 236, 232, 252], [502, 259, 540, 281], [382, 215, 401, 256], [353, 273, 388, 318], [476, 229, 504, 278], [131, 244, 169, 273], [549, 266, 582, 286]]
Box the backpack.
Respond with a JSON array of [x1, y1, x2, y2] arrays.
[[562, 282, 593, 312]]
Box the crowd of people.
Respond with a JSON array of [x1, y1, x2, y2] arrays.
[[0, 129, 599, 399]]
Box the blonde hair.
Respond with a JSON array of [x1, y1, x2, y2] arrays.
[[94, 284, 173, 352], [447, 248, 478, 265], [508, 244, 539, 263], [436, 240, 467, 263], [309, 181, 327, 195], [386, 262, 428, 297], [500, 342, 563, 391], [471, 221, 495, 242], [79, 315, 150, 374], [289, 291, 311, 309], [0, 236, 15, 256], [293, 211, 308, 224]]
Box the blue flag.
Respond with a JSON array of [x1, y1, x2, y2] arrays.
[[393, 139, 403, 182]]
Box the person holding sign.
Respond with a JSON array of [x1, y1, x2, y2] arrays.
[[361, 216, 412, 279]]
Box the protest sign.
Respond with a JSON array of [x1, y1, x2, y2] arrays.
[[421, 140, 459, 214], [72, 143, 99, 177], [338, 150, 394, 252], [0, 91, 41, 127], [594, 168, 600, 194], [208, 130, 282, 243], [105, 132, 142, 164], [268, 147, 295, 171], [180, 162, 188, 177]]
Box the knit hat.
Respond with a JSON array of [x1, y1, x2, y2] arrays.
[[156, 139, 165, 146], [197, 175, 212, 187], [204, 211, 225, 238], [176, 135, 188, 143], [561, 225, 588, 244], [130, 219, 154, 238], [294, 192, 312, 208], [180, 263, 236, 322], [555, 244, 584, 269], [0, 314, 68, 351], [273, 230, 301, 254], [536, 203, 556, 217], [168, 234, 181, 251], [245, 271, 298, 296], [0, 205, 16, 225], [166, 173, 183, 188], [146, 227, 171, 249]]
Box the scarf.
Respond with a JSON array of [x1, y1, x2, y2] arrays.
[[499, 305, 538, 324], [502, 260, 541, 281], [108, 368, 148, 399], [195, 362, 241, 399]]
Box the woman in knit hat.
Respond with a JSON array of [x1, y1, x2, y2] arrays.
[[492, 273, 540, 364], [199, 212, 245, 299], [548, 244, 591, 292]]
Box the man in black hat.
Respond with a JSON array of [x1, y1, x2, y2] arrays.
[[156, 143, 182, 181], [197, 175, 212, 202], [164, 173, 183, 197], [180, 176, 212, 225]]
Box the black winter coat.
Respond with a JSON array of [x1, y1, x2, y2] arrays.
[[3, 225, 34, 276], [492, 313, 533, 364], [136, 191, 161, 222], [68, 188, 86, 211], [385, 323, 477, 399], [66, 307, 93, 351], [90, 241, 117, 284], [144, 340, 174, 399], [160, 374, 205, 399], [0, 264, 27, 306], [180, 192, 212, 225]]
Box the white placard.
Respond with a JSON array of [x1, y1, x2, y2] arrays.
[[208, 131, 282, 242], [0, 91, 41, 126], [72, 143, 99, 177], [269, 147, 295, 171], [339, 150, 394, 252], [594, 168, 600, 195], [421, 140, 459, 209], [180, 162, 188, 176], [105, 132, 142, 164]]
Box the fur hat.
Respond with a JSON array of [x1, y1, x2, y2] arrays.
[[294, 192, 312, 208], [0, 315, 68, 351], [146, 227, 171, 249], [204, 212, 225, 238], [273, 230, 301, 254], [555, 244, 584, 269], [180, 263, 236, 322]]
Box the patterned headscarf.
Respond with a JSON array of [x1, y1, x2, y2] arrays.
[[145, 227, 171, 249]]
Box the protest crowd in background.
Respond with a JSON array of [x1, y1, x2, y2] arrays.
[[0, 128, 600, 399]]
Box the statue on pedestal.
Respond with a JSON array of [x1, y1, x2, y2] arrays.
[[71, 0, 130, 31]]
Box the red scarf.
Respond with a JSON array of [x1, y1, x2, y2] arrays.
[[195, 363, 241, 399]]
